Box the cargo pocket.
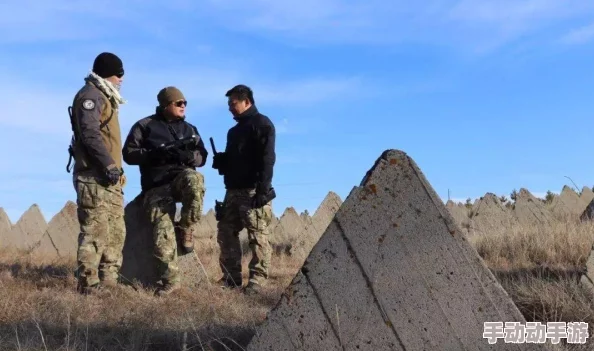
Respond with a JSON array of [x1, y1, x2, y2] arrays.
[[263, 204, 273, 228], [76, 180, 98, 209]]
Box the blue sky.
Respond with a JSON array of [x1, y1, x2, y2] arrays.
[[0, 0, 593, 223]]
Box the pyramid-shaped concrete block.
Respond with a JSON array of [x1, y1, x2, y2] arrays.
[[3, 204, 48, 251], [513, 188, 552, 227], [445, 200, 471, 235], [205, 209, 217, 227], [120, 195, 210, 288], [36, 201, 79, 259], [290, 211, 319, 260], [247, 150, 547, 351], [270, 207, 304, 252], [550, 185, 585, 220], [580, 197, 594, 222], [468, 193, 517, 235], [120, 196, 160, 286], [580, 186, 594, 210], [311, 191, 342, 235], [0, 208, 11, 245]]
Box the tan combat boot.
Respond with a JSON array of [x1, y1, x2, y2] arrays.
[[179, 226, 194, 254]]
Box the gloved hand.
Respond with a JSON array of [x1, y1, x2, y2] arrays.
[[167, 148, 194, 164], [252, 193, 268, 209], [104, 165, 123, 186], [148, 147, 169, 163], [252, 183, 271, 209], [212, 152, 226, 170]]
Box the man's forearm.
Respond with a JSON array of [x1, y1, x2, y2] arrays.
[[122, 146, 149, 165]]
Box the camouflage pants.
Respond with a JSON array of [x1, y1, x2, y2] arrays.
[[143, 168, 205, 285], [74, 174, 126, 288], [217, 188, 273, 286]]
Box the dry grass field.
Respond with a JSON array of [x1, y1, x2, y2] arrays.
[[0, 218, 593, 350]]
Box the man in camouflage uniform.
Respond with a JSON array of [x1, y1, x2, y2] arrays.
[[212, 84, 276, 295], [68, 52, 127, 294], [122, 86, 208, 296]]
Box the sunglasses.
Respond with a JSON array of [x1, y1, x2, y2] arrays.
[[173, 100, 187, 107], [116, 70, 124, 78]]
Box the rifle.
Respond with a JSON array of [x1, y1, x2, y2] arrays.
[[209, 137, 217, 154], [156, 134, 198, 151], [211, 138, 225, 219], [66, 106, 76, 173], [210, 137, 227, 175]]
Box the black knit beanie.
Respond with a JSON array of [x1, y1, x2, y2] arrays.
[[92, 52, 124, 78]]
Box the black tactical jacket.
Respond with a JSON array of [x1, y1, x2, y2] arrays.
[[122, 107, 208, 191], [219, 105, 276, 192]]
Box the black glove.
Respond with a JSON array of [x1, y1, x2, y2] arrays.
[[148, 147, 169, 164], [252, 183, 274, 209], [104, 166, 123, 186], [212, 152, 226, 170], [252, 193, 268, 209], [167, 148, 194, 164]]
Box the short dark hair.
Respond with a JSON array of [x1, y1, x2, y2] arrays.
[[226, 84, 255, 105]]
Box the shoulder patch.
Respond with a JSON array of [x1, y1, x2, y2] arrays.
[[82, 99, 95, 110]]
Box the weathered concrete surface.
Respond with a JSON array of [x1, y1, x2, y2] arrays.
[[270, 207, 304, 254], [311, 191, 342, 235], [580, 186, 594, 209], [299, 210, 311, 222], [513, 189, 552, 227], [290, 213, 318, 262], [120, 195, 208, 289], [280, 193, 344, 260], [1, 204, 47, 251], [247, 149, 545, 351], [445, 200, 470, 235], [468, 193, 517, 236], [549, 186, 585, 220], [581, 197, 594, 222], [0, 208, 11, 244], [36, 201, 79, 259]]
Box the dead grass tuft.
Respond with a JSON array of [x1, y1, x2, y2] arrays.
[[469, 219, 594, 349], [0, 247, 302, 351], [470, 219, 594, 271]]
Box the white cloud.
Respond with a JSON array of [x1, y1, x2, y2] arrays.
[[5, 0, 592, 51], [0, 68, 364, 140], [195, 0, 594, 52], [253, 76, 365, 104], [0, 0, 191, 43], [559, 22, 594, 45]]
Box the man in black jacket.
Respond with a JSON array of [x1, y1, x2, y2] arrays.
[[122, 86, 208, 296], [212, 84, 276, 295]]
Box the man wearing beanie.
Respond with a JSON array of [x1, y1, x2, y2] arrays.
[[67, 52, 127, 294], [122, 86, 208, 296], [211, 84, 276, 296]]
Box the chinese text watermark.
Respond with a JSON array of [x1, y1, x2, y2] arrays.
[[483, 322, 588, 344]]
